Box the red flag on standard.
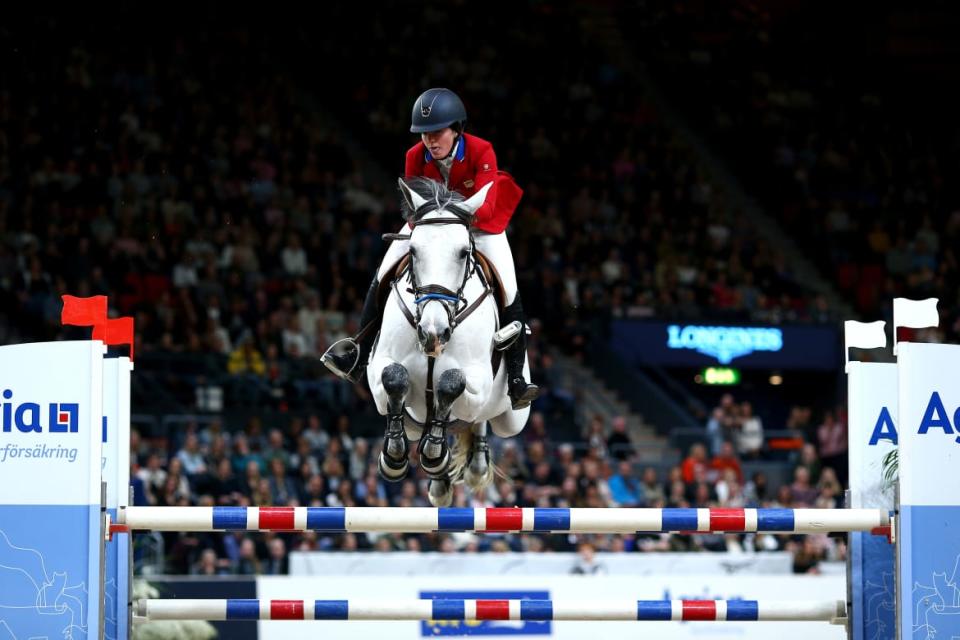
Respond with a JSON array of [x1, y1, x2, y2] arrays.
[[92, 316, 135, 360], [61, 295, 108, 326]]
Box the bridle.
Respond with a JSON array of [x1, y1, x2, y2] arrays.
[[388, 216, 493, 353], [409, 217, 476, 328]]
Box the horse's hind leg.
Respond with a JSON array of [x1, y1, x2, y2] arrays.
[[489, 403, 530, 439], [464, 422, 492, 492], [378, 362, 410, 482], [419, 368, 465, 481]]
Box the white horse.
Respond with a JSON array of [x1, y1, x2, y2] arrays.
[[366, 177, 531, 506]]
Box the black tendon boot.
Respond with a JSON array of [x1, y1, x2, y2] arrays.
[[322, 277, 379, 383], [501, 294, 540, 409]]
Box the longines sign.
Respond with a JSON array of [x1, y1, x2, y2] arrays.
[[612, 320, 838, 370], [666, 325, 783, 364]]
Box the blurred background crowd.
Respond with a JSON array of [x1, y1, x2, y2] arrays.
[[2, 1, 956, 577]]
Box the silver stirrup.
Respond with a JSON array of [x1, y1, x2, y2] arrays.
[[493, 321, 524, 351], [321, 337, 361, 380]]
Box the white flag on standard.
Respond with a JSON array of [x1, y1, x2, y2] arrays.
[[844, 320, 887, 372], [892, 297, 939, 354], [844, 320, 887, 350]]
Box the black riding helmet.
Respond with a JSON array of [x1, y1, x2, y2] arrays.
[[410, 88, 467, 134]]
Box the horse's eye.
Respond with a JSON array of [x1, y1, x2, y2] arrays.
[[459, 248, 469, 259]]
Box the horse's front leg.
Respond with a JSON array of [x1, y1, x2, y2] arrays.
[[418, 368, 465, 479], [378, 362, 411, 482], [448, 364, 494, 425]]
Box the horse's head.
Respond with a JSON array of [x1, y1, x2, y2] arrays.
[[397, 177, 493, 357]]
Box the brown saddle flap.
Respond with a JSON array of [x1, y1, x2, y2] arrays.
[[474, 249, 507, 310]]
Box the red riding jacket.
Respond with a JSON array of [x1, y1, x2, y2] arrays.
[[404, 133, 523, 234]]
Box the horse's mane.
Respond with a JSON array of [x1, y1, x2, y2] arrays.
[[399, 177, 473, 224]]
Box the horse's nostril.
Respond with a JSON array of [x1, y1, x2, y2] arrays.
[[441, 328, 452, 342], [417, 326, 427, 341]]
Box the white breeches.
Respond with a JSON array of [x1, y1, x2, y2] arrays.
[[376, 225, 519, 304]]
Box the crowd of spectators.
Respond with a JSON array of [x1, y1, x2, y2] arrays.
[[630, 1, 960, 341], [1, 6, 834, 376]]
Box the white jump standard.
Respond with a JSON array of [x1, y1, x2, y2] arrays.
[[119, 505, 890, 534]]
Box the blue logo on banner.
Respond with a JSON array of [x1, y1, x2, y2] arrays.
[[869, 407, 898, 445], [666, 325, 783, 364], [917, 391, 960, 443], [917, 392, 960, 444], [420, 591, 551, 636], [1, 391, 79, 434]]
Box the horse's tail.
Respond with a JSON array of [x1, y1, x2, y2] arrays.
[[448, 430, 471, 487], [449, 429, 501, 495]]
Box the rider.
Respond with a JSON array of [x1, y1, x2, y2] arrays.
[[323, 88, 539, 409]]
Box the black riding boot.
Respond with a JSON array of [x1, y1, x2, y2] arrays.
[[501, 293, 540, 409], [322, 277, 379, 383]]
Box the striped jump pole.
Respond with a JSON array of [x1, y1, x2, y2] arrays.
[[136, 598, 847, 623], [120, 506, 888, 534]]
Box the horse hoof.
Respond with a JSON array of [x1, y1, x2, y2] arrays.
[[428, 478, 454, 507], [384, 432, 408, 461], [420, 448, 451, 479], [465, 450, 490, 491], [378, 451, 409, 482]]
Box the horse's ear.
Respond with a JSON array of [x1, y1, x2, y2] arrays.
[[398, 178, 428, 214], [460, 182, 493, 216]]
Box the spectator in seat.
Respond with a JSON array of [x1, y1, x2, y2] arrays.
[[709, 441, 743, 484], [792, 536, 825, 574], [136, 453, 167, 505], [743, 471, 769, 506], [264, 538, 288, 575], [191, 548, 230, 576], [640, 467, 665, 505], [606, 416, 633, 460], [817, 410, 848, 486], [236, 538, 261, 575], [569, 541, 607, 575], [705, 407, 725, 456], [790, 466, 818, 507], [608, 460, 642, 507], [798, 443, 822, 484], [680, 443, 708, 484], [815, 467, 842, 509], [227, 334, 266, 376], [716, 469, 746, 507], [268, 457, 297, 505], [736, 402, 764, 459], [303, 414, 329, 452], [209, 458, 242, 505], [175, 432, 207, 478]]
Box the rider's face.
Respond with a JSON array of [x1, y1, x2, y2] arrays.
[[422, 128, 457, 159]]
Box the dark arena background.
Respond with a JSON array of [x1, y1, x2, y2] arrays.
[[1, 2, 959, 639]]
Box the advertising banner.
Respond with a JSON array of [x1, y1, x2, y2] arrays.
[[897, 343, 960, 639], [290, 551, 794, 577], [611, 320, 839, 370], [0, 341, 104, 639], [846, 362, 896, 640], [257, 574, 845, 640]]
